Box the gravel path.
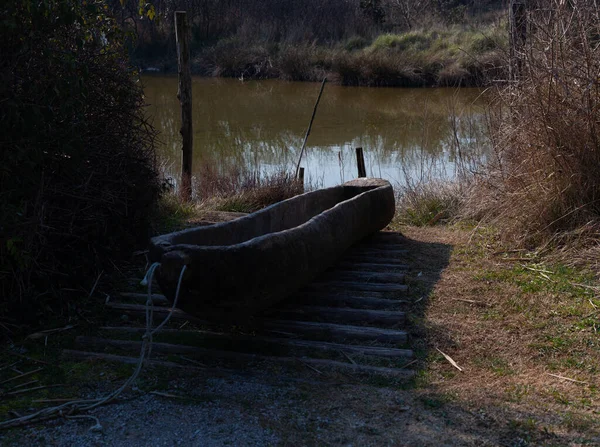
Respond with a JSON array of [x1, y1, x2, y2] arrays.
[[1, 372, 523, 447]]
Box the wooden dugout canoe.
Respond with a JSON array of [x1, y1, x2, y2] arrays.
[[148, 178, 395, 319]]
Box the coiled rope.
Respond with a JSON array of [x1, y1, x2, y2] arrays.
[[0, 262, 187, 430]]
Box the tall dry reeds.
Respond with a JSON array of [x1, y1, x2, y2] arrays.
[[195, 164, 304, 213], [395, 90, 490, 226], [469, 0, 600, 253]]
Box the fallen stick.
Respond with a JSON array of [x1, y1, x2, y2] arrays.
[[10, 379, 39, 390], [6, 352, 52, 365], [5, 384, 64, 397], [33, 398, 78, 404], [150, 391, 189, 400], [0, 361, 21, 371], [340, 350, 356, 365], [0, 368, 43, 385], [451, 298, 490, 307], [436, 348, 463, 372], [298, 359, 323, 375], [398, 359, 418, 370], [26, 325, 75, 340], [546, 373, 588, 385]]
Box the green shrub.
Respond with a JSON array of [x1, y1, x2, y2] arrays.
[[0, 0, 161, 324], [469, 34, 499, 54], [371, 34, 401, 49], [212, 39, 277, 79], [345, 36, 370, 51], [371, 32, 432, 52], [332, 53, 365, 86], [278, 46, 318, 81]]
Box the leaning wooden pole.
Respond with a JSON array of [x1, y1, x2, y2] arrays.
[[175, 11, 193, 201], [295, 78, 327, 178]]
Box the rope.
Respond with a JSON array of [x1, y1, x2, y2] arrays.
[[0, 261, 188, 430]]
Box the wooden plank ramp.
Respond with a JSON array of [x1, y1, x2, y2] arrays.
[[67, 231, 416, 380]]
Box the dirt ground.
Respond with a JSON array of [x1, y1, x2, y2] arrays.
[[1, 225, 599, 446]]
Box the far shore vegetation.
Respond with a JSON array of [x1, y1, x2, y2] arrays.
[[125, 0, 507, 87]]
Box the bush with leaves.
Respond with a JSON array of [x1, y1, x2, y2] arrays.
[[0, 0, 161, 325]]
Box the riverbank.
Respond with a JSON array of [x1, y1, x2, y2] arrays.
[[139, 26, 507, 88]]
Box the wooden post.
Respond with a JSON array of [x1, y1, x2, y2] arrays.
[[294, 78, 327, 178], [298, 167, 305, 191], [175, 11, 193, 201], [509, 0, 527, 81], [356, 147, 367, 178]]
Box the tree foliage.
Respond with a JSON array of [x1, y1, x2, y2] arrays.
[[0, 0, 161, 324]]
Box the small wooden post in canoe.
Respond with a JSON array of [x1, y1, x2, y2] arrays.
[[175, 11, 193, 202]]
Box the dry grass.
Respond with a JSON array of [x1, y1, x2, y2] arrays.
[[396, 223, 600, 443], [195, 165, 303, 214], [396, 181, 465, 226], [468, 0, 600, 263]]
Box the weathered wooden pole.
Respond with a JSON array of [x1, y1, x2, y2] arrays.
[[294, 77, 327, 178], [175, 11, 193, 201], [509, 0, 527, 81], [356, 147, 367, 178]]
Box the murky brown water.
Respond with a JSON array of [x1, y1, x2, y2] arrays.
[[142, 75, 488, 189]]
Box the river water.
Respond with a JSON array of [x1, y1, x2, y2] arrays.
[[142, 75, 488, 189]]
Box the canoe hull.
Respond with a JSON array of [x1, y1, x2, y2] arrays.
[[149, 178, 395, 319]]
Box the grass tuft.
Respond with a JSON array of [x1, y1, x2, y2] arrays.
[[396, 181, 465, 227]]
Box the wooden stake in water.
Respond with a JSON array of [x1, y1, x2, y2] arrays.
[[298, 167, 305, 191], [295, 78, 327, 178], [175, 11, 193, 201], [356, 147, 367, 178]]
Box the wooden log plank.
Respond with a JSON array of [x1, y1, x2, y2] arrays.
[[63, 350, 340, 386], [99, 327, 414, 358], [365, 237, 406, 245], [307, 280, 409, 294], [106, 302, 207, 324], [63, 349, 202, 369], [278, 306, 405, 326], [299, 293, 407, 309], [118, 293, 169, 305], [354, 243, 406, 251], [105, 303, 408, 343], [345, 255, 410, 265], [264, 320, 408, 344], [371, 231, 405, 239], [301, 287, 397, 300], [336, 262, 410, 271], [351, 249, 409, 257], [74, 337, 413, 378], [321, 271, 405, 284]]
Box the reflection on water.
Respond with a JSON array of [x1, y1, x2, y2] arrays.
[[142, 75, 488, 189]]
